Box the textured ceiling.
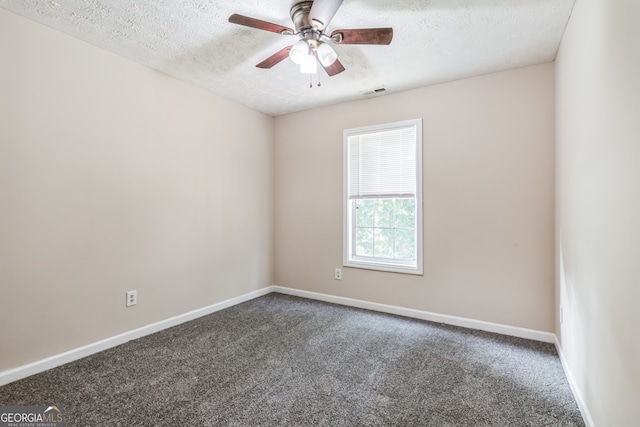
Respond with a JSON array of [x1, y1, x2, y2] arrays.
[[1, 0, 575, 116]]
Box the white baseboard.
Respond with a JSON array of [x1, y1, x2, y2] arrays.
[[554, 336, 595, 427], [2, 284, 589, 426], [0, 285, 560, 389], [0, 286, 272, 387], [271, 286, 556, 343]]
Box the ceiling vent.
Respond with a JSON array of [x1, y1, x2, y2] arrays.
[[362, 86, 388, 97]]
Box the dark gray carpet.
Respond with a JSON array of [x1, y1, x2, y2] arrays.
[[0, 293, 584, 426]]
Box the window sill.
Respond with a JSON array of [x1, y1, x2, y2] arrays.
[[343, 260, 423, 275]]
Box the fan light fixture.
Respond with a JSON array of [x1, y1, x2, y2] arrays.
[[290, 40, 321, 74], [289, 40, 336, 74], [317, 43, 337, 66]]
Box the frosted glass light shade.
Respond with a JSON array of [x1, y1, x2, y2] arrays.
[[289, 40, 309, 65], [317, 43, 337, 66], [300, 54, 318, 74]]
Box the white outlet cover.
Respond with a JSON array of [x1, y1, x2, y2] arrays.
[[126, 290, 137, 307]]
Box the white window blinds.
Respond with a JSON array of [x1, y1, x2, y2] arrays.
[[347, 124, 417, 199]]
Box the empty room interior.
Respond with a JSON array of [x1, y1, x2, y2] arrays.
[[0, 0, 638, 426]]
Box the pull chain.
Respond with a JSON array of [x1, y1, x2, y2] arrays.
[[307, 73, 322, 88]]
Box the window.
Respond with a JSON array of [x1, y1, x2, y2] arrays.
[[343, 119, 423, 274]]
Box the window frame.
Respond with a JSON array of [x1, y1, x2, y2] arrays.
[[343, 119, 423, 275]]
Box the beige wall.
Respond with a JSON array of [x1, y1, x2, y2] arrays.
[[555, 0, 640, 424], [274, 63, 555, 332], [0, 9, 274, 372]]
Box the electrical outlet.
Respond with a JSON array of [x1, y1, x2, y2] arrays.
[[335, 268, 342, 280], [126, 290, 137, 307]]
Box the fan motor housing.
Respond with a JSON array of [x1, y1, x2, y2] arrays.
[[290, 1, 315, 33]]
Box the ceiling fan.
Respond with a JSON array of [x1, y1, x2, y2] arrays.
[[229, 0, 393, 76]]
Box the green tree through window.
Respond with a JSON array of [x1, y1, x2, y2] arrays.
[[354, 198, 416, 260]]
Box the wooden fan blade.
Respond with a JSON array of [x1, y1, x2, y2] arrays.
[[331, 28, 393, 45], [256, 46, 293, 69], [321, 58, 346, 76], [308, 0, 344, 29], [229, 14, 294, 35]]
